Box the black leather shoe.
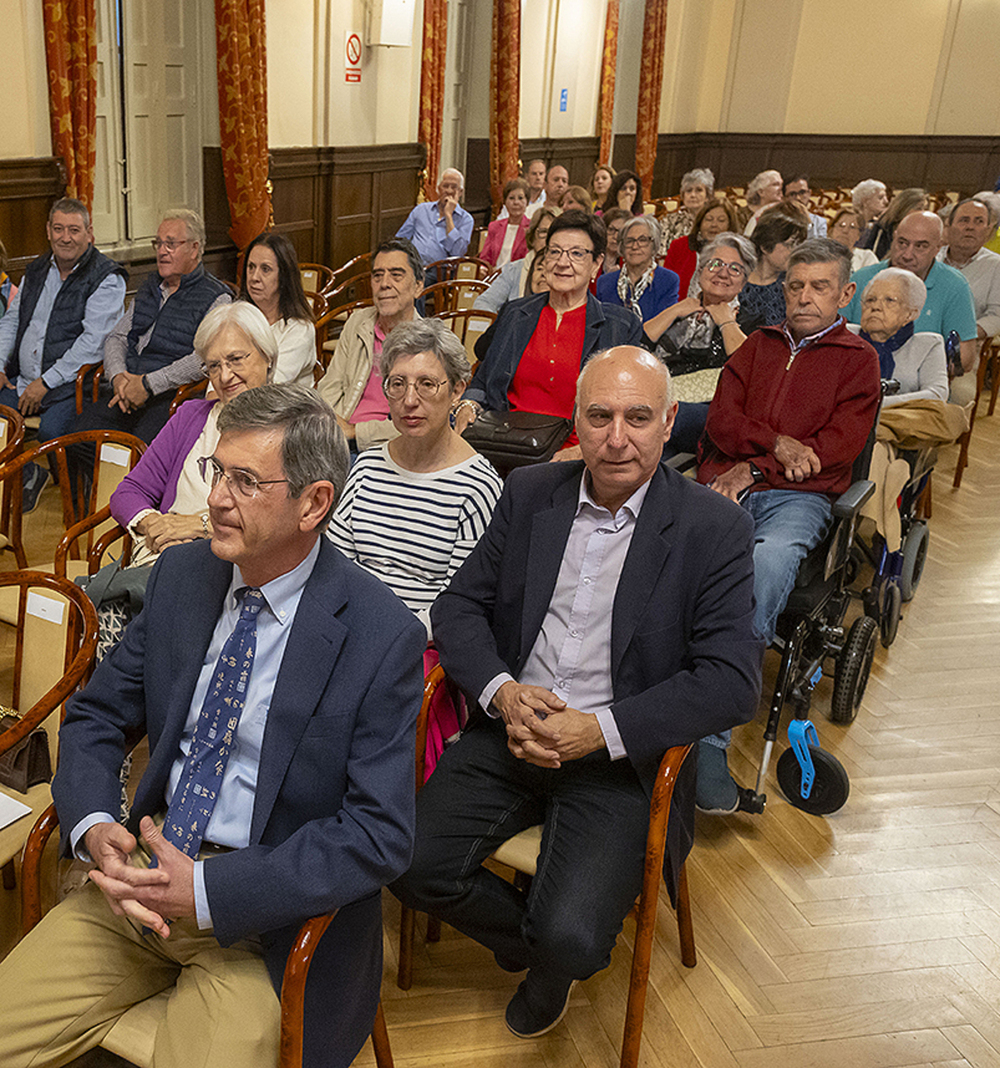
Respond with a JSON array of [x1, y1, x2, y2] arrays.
[[505, 971, 575, 1038]]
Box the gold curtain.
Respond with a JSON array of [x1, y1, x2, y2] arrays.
[[597, 0, 620, 168], [43, 0, 97, 209], [215, 0, 272, 251], [489, 0, 521, 212], [636, 0, 667, 196], [418, 0, 449, 200]]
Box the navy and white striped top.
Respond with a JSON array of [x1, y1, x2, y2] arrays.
[[328, 445, 504, 628]]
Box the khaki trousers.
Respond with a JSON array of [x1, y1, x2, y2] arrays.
[[0, 877, 280, 1068]]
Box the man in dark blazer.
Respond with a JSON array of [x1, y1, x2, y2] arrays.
[[393, 347, 762, 1039], [0, 385, 425, 1068]]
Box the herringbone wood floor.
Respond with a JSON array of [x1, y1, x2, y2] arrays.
[[358, 411, 1000, 1067]]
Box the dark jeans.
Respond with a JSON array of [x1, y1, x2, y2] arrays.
[[0, 386, 76, 443], [391, 718, 649, 981], [661, 401, 710, 460], [74, 382, 175, 445]]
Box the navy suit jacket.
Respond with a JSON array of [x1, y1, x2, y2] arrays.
[[53, 537, 426, 1067], [430, 462, 762, 890]]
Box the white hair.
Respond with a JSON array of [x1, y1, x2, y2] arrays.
[[621, 214, 662, 255], [440, 168, 465, 193], [851, 179, 886, 213], [681, 168, 715, 198], [863, 267, 927, 316]]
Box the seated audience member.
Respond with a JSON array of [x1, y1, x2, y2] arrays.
[[559, 186, 594, 214], [110, 302, 275, 574], [328, 319, 503, 634], [600, 169, 644, 217], [659, 168, 715, 249], [596, 216, 680, 330], [456, 211, 643, 441], [0, 382, 425, 1068], [588, 164, 616, 208], [844, 211, 978, 375], [396, 168, 474, 272], [645, 233, 755, 455], [858, 187, 927, 260], [473, 209, 556, 314], [481, 178, 532, 268], [239, 231, 315, 386], [848, 269, 948, 407], [75, 208, 230, 444], [828, 208, 879, 272], [695, 238, 881, 812], [600, 207, 633, 272], [783, 175, 828, 239], [938, 198, 1000, 341], [852, 178, 889, 231], [664, 198, 740, 298], [739, 208, 808, 332], [523, 159, 548, 217], [0, 197, 126, 508], [0, 238, 15, 318], [393, 345, 761, 1040], [317, 238, 423, 452], [743, 170, 784, 234], [544, 166, 570, 212]]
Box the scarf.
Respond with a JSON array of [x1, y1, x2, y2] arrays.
[[617, 265, 655, 320], [860, 322, 914, 379], [676, 295, 741, 351]]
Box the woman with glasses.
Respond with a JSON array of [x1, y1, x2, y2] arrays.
[[455, 212, 643, 445], [110, 303, 274, 571], [238, 231, 316, 387], [328, 319, 502, 635], [739, 207, 808, 332], [828, 208, 879, 273], [644, 234, 756, 456], [595, 216, 679, 334], [664, 199, 740, 299]]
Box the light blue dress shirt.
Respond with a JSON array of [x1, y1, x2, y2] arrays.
[[396, 201, 474, 266]]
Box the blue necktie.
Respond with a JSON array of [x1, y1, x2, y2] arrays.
[[162, 587, 264, 857]]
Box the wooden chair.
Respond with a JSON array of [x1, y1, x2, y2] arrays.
[[325, 271, 373, 309], [953, 336, 994, 487], [168, 378, 209, 417], [421, 279, 489, 317], [424, 256, 493, 283], [432, 308, 496, 367], [19, 805, 394, 1068], [314, 298, 375, 375], [299, 262, 335, 297], [0, 572, 98, 891], [326, 252, 373, 296], [0, 405, 27, 568], [395, 673, 696, 1068], [983, 338, 1000, 416], [74, 362, 213, 420]]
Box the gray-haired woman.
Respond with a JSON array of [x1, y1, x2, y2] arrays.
[[659, 167, 716, 249], [328, 319, 503, 634], [595, 215, 680, 328]]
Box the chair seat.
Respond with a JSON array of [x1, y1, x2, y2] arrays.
[[100, 990, 169, 1066], [490, 824, 542, 876], [0, 562, 88, 626], [0, 782, 52, 868]]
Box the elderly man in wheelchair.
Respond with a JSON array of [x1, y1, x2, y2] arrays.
[[694, 238, 883, 814]]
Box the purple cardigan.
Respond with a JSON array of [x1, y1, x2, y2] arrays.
[[110, 399, 218, 526]]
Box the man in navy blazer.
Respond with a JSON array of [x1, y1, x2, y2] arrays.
[[0, 385, 425, 1068], [393, 347, 762, 1039]]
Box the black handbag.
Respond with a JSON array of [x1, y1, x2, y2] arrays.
[[0, 708, 52, 794], [462, 410, 573, 477]]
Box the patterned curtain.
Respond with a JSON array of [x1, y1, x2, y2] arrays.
[[215, 0, 272, 250], [418, 0, 449, 201], [42, 0, 98, 209], [597, 0, 620, 168], [489, 0, 520, 212], [636, 0, 668, 196]]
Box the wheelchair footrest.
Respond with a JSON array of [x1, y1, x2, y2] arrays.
[[736, 786, 766, 814]]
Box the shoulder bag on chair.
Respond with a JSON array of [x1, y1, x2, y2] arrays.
[[462, 410, 572, 477], [0, 707, 52, 793]]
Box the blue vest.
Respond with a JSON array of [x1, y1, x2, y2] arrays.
[[9, 246, 127, 402], [126, 264, 228, 375]]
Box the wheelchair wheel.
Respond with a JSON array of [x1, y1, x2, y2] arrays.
[[879, 583, 902, 648], [831, 616, 877, 723], [899, 521, 928, 602], [776, 744, 850, 815]]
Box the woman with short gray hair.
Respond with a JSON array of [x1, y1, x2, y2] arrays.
[[329, 318, 503, 634], [595, 215, 680, 330], [659, 167, 717, 248]]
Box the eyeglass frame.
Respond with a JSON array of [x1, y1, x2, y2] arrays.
[[201, 352, 253, 378], [622, 236, 654, 249], [198, 455, 289, 499], [703, 258, 748, 277], [151, 238, 195, 252], [381, 375, 451, 401], [543, 245, 595, 264]]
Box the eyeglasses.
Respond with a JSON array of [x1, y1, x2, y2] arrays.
[[203, 353, 252, 377], [860, 295, 903, 308], [704, 259, 747, 277], [544, 246, 594, 264], [198, 456, 288, 499], [834, 220, 861, 231], [382, 375, 450, 400], [151, 238, 194, 252], [623, 236, 653, 249]]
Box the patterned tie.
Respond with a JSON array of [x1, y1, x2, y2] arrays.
[[162, 587, 264, 857]]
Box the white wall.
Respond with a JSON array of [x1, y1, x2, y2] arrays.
[[2, 0, 51, 158]]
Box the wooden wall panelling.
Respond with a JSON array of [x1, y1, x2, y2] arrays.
[[0, 158, 67, 283]]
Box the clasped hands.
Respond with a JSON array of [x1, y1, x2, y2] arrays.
[[493, 681, 605, 768], [136, 511, 207, 553], [86, 817, 195, 939], [709, 434, 821, 501], [109, 371, 150, 413]]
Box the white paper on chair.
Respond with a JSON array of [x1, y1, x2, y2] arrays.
[[0, 792, 31, 832], [26, 591, 65, 625], [100, 443, 131, 467]]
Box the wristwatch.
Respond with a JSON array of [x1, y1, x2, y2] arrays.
[[748, 461, 766, 484]]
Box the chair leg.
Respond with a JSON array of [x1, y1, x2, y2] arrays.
[[989, 349, 1000, 416], [397, 905, 415, 990], [370, 1002, 394, 1068], [426, 914, 441, 942], [676, 864, 696, 969], [2, 859, 14, 890]]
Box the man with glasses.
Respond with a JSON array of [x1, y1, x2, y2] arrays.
[[75, 208, 231, 443], [0, 384, 425, 1068], [783, 175, 828, 239], [695, 238, 881, 813], [454, 212, 643, 446], [0, 197, 126, 509], [318, 237, 424, 453]]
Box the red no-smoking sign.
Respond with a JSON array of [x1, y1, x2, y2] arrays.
[[345, 32, 362, 83]]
